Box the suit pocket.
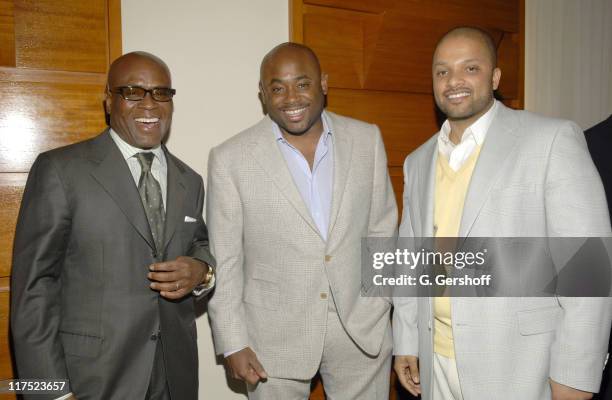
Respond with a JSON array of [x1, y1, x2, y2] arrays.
[[517, 306, 561, 335], [60, 331, 103, 358], [243, 264, 280, 310]]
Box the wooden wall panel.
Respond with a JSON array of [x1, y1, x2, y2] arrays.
[[13, 0, 107, 72], [0, 0, 15, 67], [0, 174, 25, 278], [327, 88, 439, 166], [292, 1, 524, 398], [0, 78, 106, 171]]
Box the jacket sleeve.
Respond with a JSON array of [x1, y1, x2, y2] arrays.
[[187, 175, 216, 297], [545, 121, 612, 392], [10, 153, 72, 399], [205, 147, 249, 355]]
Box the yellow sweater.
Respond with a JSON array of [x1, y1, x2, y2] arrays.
[[433, 146, 481, 358]]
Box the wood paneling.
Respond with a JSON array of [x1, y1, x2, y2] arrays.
[[0, 0, 15, 67], [13, 0, 107, 72], [0, 278, 13, 377], [327, 88, 439, 167], [0, 78, 106, 171], [0, 0, 121, 385], [107, 0, 122, 65], [292, 1, 524, 398], [0, 174, 25, 277]]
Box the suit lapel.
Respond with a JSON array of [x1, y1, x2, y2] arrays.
[[162, 149, 186, 252], [327, 113, 353, 238], [90, 131, 155, 250], [249, 116, 321, 236], [459, 103, 521, 236]]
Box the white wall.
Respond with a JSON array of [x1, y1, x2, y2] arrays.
[[525, 0, 612, 129], [121, 1, 288, 398]]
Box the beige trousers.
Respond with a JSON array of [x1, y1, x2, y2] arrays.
[[247, 300, 392, 400]]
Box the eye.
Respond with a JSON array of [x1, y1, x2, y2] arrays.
[[270, 86, 284, 94], [466, 65, 480, 73], [297, 81, 311, 89], [435, 70, 448, 77]]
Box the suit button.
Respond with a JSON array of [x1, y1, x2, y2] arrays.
[[320, 293, 328, 299], [150, 333, 159, 341], [325, 255, 332, 262], [152, 251, 158, 258]]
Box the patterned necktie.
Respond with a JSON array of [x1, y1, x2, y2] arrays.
[[136, 152, 165, 251]]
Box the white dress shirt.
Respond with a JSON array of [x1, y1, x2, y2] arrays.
[[437, 99, 498, 171]]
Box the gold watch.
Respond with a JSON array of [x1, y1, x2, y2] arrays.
[[202, 264, 214, 285]]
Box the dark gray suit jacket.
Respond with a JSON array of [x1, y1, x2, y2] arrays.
[[11, 130, 215, 400]]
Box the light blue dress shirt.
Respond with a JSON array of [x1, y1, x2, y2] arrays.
[[273, 112, 334, 241]]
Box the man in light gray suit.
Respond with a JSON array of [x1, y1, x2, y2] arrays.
[[207, 43, 397, 399], [11, 52, 215, 400], [393, 27, 612, 400]]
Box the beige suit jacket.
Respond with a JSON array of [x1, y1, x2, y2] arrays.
[[207, 111, 397, 379]]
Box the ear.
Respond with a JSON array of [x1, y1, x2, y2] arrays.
[[258, 81, 266, 105], [320, 72, 329, 95], [104, 85, 112, 115], [492, 67, 501, 91]]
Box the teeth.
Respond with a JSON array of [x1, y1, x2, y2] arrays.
[[448, 92, 470, 99], [135, 117, 159, 123], [284, 108, 306, 116]]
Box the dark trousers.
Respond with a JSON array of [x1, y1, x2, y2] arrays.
[[146, 338, 171, 400]]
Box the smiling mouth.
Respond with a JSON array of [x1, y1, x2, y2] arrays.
[[282, 107, 308, 122], [134, 117, 159, 129], [135, 117, 160, 124], [446, 91, 470, 100]]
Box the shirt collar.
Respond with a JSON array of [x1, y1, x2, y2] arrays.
[[439, 99, 498, 147], [273, 111, 333, 145], [109, 128, 165, 164]]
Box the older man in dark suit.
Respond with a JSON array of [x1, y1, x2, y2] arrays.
[[11, 51, 215, 400]]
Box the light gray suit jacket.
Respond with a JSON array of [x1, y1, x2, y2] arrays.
[[207, 112, 398, 379], [393, 103, 612, 399]]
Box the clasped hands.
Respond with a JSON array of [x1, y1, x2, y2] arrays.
[[148, 256, 209, 299]]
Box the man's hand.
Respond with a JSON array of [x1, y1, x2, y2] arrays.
[[225, 347, 268, 385], [394, 355, 421, 396], [148, 256, 208, 299], [550, 379, 593, 400]]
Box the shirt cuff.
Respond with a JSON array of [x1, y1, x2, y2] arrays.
[[55, 393, 73, 400], [192, 271, 215, 296], [224, 346, 248, 358]]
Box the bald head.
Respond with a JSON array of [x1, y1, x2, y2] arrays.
[[435, 27, 497, 68], [108, 51, 171, 88], [258, 42, 328, 137], [260, 42, 321, 82], [104, 51, 174, 149]]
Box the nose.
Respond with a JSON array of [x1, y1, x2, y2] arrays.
[[447, 69, 464, 88], [138, 91, 157, 109], [285, 86, 298, 103]]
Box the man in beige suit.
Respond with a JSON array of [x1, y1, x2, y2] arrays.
[[207, 43, 398, 399]]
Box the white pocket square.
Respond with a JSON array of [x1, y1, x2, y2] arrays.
[[184, 216, 197, 222]]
